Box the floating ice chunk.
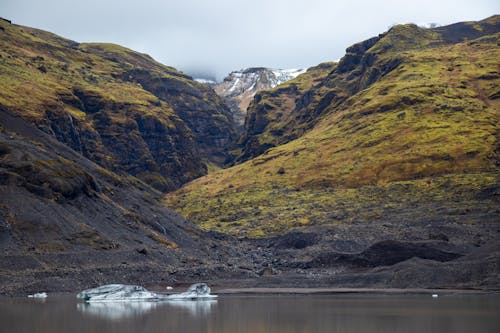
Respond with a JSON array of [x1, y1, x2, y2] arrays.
[[77, 284, 158, 303], [166, 283, 217, 300], [28, 292, 47, 298], [77, 283, 217, 303]]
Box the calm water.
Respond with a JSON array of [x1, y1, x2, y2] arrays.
[[0, 293, 499, 333]]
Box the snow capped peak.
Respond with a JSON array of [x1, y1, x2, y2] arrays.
[[214, 67, 307, 128], [215, 67, 305, 98]]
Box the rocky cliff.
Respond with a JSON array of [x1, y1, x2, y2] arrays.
[[0, 19, 236, 191]]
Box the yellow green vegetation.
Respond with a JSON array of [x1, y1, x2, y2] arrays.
[[0, 19, 223, 190], [0, 21, 179, 121], [166, 25, 499, 237]]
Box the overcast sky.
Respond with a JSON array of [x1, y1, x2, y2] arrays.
[[1, 0, 498, 80]]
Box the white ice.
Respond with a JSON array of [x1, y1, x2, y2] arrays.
[[77, 283, 217, 303]]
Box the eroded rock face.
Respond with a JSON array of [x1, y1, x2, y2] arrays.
[[0, 21, 237, 191], [34, 101, 204, 192], [119, 69, 238, 166]]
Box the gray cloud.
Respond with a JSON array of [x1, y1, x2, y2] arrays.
[[1, 0, 498, 80]]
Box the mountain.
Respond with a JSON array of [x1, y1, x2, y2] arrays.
[[165, 16, 500, 287], [237, 17, 500, 163], [0, 18, 237, 192], [0, 107, 264, 295], [168, 15, 499, 235], [1, 16, 499, 294], [214, 68, 305, 130]]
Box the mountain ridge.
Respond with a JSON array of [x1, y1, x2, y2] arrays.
[[0, 19, 237, 191], [236, 15, 500, 163]]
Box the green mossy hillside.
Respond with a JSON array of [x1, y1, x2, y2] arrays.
[[166, 17, 499, 237], [238, 16, 499, 163], [0, 19, 235, 191]]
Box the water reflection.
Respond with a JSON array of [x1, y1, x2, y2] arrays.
[[3, 294, 499, 333], [77, 300, 217, 320], [77, 301, 159, 320], [166, 300, 217, 316]]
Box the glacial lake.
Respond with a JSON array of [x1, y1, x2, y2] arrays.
[[1, 293, 499, 333]]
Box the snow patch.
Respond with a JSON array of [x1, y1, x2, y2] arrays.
[[194, 78, 217, 85]]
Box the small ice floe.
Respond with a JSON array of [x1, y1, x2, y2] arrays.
[[166, 283, 217, 301], [432, 294, 439, 298], [77, 283, 216, 303], [28, 292, 47, 299]]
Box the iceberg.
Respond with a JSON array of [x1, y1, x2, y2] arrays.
[[165, 283, 217, 301], [77, 284, 158, 302], [77, 283, 217, 303]]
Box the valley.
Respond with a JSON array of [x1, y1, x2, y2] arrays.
[[0, 15, 499, 295]]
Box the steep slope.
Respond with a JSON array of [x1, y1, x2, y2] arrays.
[[0, 108, 256, 295], [214, 68, 305, 130], [0, 19, 236, 191], [166, 16, 499, 240], [238, 16, 500, 163], [236, 62, 336, 162]]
